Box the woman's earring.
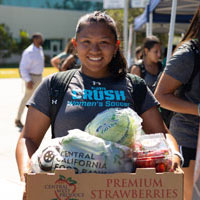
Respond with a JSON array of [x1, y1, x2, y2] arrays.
[[117, 40, 120, 47], [72, 38, 77, 47]]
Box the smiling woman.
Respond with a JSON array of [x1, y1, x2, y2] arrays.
[[75, 23, 117, 79], [16, 12, 182, 195]]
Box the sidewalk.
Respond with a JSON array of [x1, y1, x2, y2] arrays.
[[0, 78, 51, 199]]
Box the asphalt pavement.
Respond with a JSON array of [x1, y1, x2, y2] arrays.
[[0, 78, 51, 199]]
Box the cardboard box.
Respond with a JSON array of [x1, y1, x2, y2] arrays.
[[192, 123, 200, 199], [26, 168, 183, 200]]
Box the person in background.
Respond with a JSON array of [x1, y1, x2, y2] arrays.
[[128, 45, 143, 72], [15, 11, 182, 199], [130, 35, 162, 92], [130, 36, 173, 128], [155, 6, 200, 200], [50, 38, 74, 71], [15, 33, 44, 128], [51, 38, 80, 71], [134, 45, 143, 63], [60, 48, 81, 71]]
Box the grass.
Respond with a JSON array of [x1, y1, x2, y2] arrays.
[[0, 67, 58, 78]]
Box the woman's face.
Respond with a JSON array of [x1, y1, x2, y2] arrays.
[[75, 23, 118, 78], [145, 43, 161, 63]]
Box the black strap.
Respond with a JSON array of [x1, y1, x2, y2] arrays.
[[136, 60, 163, 79], [135, 60, 146, 78], [50, 69, 78, 138], [126, 73, 147, 114], [50, 71, 147, 137]]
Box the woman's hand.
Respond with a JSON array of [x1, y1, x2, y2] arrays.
[[172, 154, 182, 171], [16, 106, 51, 194], [26, 81, 33, 90]]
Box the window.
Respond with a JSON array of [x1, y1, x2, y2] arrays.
[[1, 0, 103, 11]]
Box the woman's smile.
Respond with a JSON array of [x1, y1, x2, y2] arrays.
[[87, 56, 103, 61], [75, 23, 118, 78]]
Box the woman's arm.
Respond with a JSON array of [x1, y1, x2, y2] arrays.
[[60, 54, 75, 71], [141, 106, 168, 134], [16, 106, 50, 182], [141, 106, 181, 168], [154, 73, 199, 116], [50, 56, 60, 70], [130, 65, 141, 77]]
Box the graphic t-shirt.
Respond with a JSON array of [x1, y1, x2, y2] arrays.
[[28, 71, 159, 137]]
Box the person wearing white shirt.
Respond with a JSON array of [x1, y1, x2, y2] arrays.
[[15, 33, 44, 128]]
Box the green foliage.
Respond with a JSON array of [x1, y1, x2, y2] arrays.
[[106, 8, 145, 47], [105, 8, 169, 50], [17, 29, 31, 54], [0, 24, 31, 59], [0, 24, 17, 58]]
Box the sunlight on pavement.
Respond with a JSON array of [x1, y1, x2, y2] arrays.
[[0, 67, 57, 78]]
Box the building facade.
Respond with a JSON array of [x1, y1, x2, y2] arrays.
[[0, 0, 103, 64]]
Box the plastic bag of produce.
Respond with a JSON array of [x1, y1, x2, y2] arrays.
[[85, 107, 142, 147], [133, 133, 173, 172], [31, 129, 134, 174]]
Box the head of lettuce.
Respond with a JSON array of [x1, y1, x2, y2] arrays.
[[85, 107, 143, 147]]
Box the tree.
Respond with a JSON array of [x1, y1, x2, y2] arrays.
[[0, 24, 17, 58], [106, 8, 169, 55], [17, 30, 31, 54], [106, 8, 145, 49]]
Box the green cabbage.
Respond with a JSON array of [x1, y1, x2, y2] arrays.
[[85, 107, 142, 147]]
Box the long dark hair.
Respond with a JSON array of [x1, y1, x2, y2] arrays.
[[75, 11, 127, 79], [172, 6, 200, 54], [64, 39, 75, 54], [142, 35, 160, 57], [181, 6, 200, 42]]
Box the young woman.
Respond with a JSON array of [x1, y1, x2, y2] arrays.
[[155, 7, 200, 200], [130, 35, 162, 92], [16, 11, 181, 195], [50, 38, 80, 71]]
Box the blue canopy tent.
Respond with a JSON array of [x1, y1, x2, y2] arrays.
[[132, 0, 199, 63], [134, 0, 194, 32]]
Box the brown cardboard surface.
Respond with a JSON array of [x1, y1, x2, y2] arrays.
[[192, 123, 200, 199], [26, 168, 183, 200]]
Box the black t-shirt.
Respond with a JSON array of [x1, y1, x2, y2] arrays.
[[28, 71, 159, 138]]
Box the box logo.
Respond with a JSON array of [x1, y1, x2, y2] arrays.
[[45, 175, 84, 200]]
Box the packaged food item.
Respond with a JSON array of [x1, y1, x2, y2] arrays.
[[85, 107, 143, 147], [31, 129, 134, 174], [133, 133, 173, 172]]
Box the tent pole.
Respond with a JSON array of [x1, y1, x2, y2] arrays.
[[127, 24, 133, 68], [146, 3, 153, 36], [124, 0, 128, 59], [166, 0, 177, 63], [133, 31, 136, 61], [146, 4, 150, 36], [149, 11, 153, 36]]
